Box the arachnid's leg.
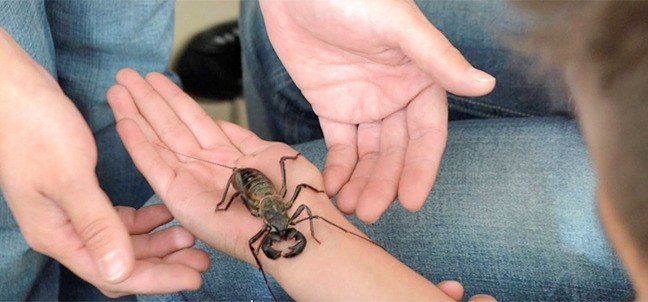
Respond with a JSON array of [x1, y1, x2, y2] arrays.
[[250, 226, 270, 256], [216, 173, 238, 211], [284, 183, 325, 210], [278, 153, 301, 198], [288, 204, 320, 244], [216, 192, 240, 212], [291, 210, 385, 251], [248, 226, 278, 301]]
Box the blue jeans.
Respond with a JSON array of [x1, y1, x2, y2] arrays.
[[0, 1, 175, 300], [228, 0, 631, 300], [141, 118, 631, 301]]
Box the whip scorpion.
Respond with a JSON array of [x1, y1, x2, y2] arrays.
[[160, 146, 384, 301]]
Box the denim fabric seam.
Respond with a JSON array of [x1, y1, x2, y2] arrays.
[[449, 94, 537, 118], [448, 104, 501, 119]]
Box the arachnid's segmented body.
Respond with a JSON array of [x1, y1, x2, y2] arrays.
[[230, 167, 277, 215], [216, 155, 327, 262], [161, 146, 383, 301]]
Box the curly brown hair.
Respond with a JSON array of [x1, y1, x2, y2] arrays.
[[516, 1, 648, 265]]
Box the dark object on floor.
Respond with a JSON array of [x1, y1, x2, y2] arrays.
[[174, 19, 242, 100]]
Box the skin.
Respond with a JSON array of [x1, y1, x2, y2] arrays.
[[107, 68, 496, 301], [598, 194, 648, 300], [567, 69, 648, 300], [2, 0, 496, 293], [4, 1, 639, 298], [258, 0, 496, 223], [0, 28, 209, 297]]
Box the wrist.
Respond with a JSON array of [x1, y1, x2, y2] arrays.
[[255, 191, 447, 301]]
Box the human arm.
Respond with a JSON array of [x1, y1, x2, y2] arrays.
[[257, 0, 496, 222], [108, 68, 494, 301], [0, 28, 207, 297]]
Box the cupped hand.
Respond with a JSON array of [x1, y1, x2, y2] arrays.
[[259, 0, 496, 222], [97, 204, 210, 297], [0, 28, 207, 297], [107, 68, 328, 266]]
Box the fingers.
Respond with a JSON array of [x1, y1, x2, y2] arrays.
[[319, 118, 358, 204], [107, 82, 162, 145], [115, 204, 173, 235], [399, 85, 447, 211], [131, 227, 211, 274], [143, 73, 232, 150], [131, 225, 195, 259], [467, 294, 497, 302], [113, 68, 201, 152], [115, 204, 209, 270], [355, 109, 408, 222], [116, 205, 196, 259], [329, 85, 447, 221], [393, 8, 495, 97], [334, 109, 410, 223], [335, 121, 380, 216], [115, 118, 176, 197], [161, 247, 210, 272], [436, 280, 464, 301], [215, 120, 280, 156], [100, 260, 205, 297], [55, 180, 135, 283], [109, 68, 243, 166], [96, 204, 209, 297]]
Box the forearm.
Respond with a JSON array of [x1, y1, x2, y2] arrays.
[[259, 191, 451, 301]]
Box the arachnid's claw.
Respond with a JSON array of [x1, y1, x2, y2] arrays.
[[261, 232, 282, 259], [283, 228, 306, 258]]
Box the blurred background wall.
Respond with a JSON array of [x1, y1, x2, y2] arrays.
[[172, 0, 246, 126]]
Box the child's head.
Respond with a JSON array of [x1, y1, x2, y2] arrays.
[[517, 1, 648, 296]]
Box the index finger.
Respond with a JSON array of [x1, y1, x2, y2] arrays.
[[144, 72, 236, 151], [215, 120, 279, 156]]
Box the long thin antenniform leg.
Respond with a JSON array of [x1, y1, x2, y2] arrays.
[[248, 226, 278, 301], [278, 153, 301, 198], [291, 209, 385, 251]]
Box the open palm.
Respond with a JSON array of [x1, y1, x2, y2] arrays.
[[108, 69, 331, 265], [260, 0, 496, 222]]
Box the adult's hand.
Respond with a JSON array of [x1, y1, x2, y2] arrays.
[[98, 204, 210, 297], [259, 0, 496, 222], [0, 28, 207, 297]]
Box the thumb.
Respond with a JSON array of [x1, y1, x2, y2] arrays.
[[57, 180, 135, 283], [394, 9, 496, 97]]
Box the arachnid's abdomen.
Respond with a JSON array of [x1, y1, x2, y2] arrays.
[[235, 168, 277, 202]]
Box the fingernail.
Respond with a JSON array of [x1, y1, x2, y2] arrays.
[[99, 250, 127, 282], [468, 67, 495, 82]]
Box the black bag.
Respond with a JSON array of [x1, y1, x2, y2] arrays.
[[174, 19, 242, 100]]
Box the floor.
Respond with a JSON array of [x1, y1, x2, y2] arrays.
[[172, 0, 248, 128]]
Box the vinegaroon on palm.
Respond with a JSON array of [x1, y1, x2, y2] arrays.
[[158, 145, 384, 301]]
